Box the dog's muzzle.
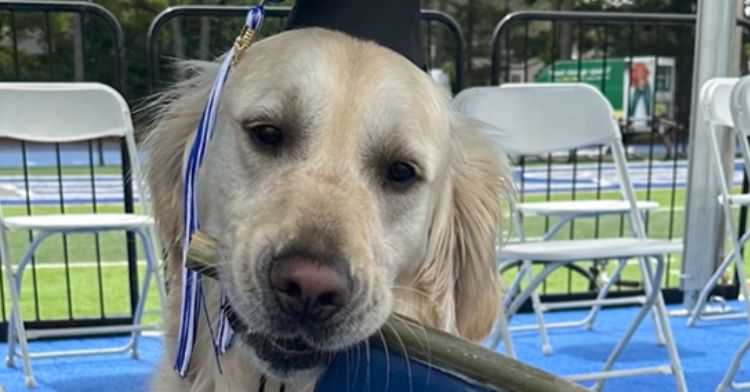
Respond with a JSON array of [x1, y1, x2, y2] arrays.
[[227, 249, 356, 376], [225, 304, 334, 375], [269, 253, 353, 323]]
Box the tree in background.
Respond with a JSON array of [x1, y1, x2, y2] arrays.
[[421, 0, 698, 86], [0, 0, 704, 101]]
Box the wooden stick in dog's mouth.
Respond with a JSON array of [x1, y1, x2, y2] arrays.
[[184, 231, 586, 392]]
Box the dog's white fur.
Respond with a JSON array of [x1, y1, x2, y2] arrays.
[[144, 28, 511, 391]]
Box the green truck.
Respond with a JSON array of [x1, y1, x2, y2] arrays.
[[536, 56, 676, 132]]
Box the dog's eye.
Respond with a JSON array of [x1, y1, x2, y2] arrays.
[[386, 162, 416, 184], [251, 125, 283, 146]]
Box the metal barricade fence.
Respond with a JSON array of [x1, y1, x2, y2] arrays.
[[491, 11, 750, 306], [0, 2, 468, 338], [146, 5, 466, 94], [0, 0, 144, 340], [6, 2, 750, 322]]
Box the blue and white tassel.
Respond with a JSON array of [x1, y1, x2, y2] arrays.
[[175, 0, 282, 377]]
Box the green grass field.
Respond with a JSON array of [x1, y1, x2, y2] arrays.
[[500, 186, 750, 295], [0, 168, 746, 325], [2, 210, 163, 324]]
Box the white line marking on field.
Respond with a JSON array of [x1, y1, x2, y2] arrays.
[[29, 261, 148, 269]]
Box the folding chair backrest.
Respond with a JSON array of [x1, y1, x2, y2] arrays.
[[729, 76, 750, 201], [731, 75, 750, 135], [0, 82, 149, 214], [700, 78, 738, 129], [698, 78, 739, 202], [453, 83, 621, 157], [454, 83, 646, 238], [702, 77, 738, 132], [0, 83, 133, 142]]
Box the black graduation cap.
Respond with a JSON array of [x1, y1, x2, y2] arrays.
[[284, 0, 425, 69]]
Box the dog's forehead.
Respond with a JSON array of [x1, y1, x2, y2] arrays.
[[234, 28, 446, 111], [225, 28, 451, 148]]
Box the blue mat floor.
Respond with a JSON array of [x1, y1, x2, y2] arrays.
[[501, 302, 750, 391], [1, 302, 748, 391]]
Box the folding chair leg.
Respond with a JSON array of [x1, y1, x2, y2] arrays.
[[688, 250, 740, 327], [146, 227, 167, 311], [691, 198, 750, 325], [501, 262, 524, 311], [0, 227, 35, 388], [713, 245, 750, 391], [652, 290, 687, 391], [732, 242, 750, 319], [592, 255, 672, 392], [639, 256, 686, 390], [639, 258, 666, 346], [524, 259, 553, 355], [584, 258, 628, 331], [6, 281, 17, 367], [490, 308, 516, 358], [717, 337, 750, 392], [127, 229, 159, 359], [128, 265, 151, 360], [502, 260, 556, 355]]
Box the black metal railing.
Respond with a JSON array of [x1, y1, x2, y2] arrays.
[[0, 1, 144, 339], [5, 1, 750, 319], [146, 5, 465, 93]]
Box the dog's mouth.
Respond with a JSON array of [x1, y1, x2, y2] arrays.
[[225, 304, 334, 375], [244, 332, 332, 372]]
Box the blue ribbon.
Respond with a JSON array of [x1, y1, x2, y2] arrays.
[[175, 0, 283, 377]]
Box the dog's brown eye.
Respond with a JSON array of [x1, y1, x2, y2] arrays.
[[386, 162, 416, 184], [252, 125, 283, 146]]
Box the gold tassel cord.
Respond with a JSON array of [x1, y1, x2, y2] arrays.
[[231, 26, 258, 69]]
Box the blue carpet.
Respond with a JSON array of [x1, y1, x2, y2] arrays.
[[1, 303, 748, 391], [500, 302, 750, 391], [0, 335, 161, 391]]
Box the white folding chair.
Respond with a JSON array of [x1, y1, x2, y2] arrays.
[[455, 84, 686, 391], [455, 86, 662, 356], [688, 76, 750, 391], [0, 83, 167, 387], [455, 84, 663, 354], [687, 77, 748, 327]]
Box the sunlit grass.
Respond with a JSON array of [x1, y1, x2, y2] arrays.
[[0, 168, 744, 322]]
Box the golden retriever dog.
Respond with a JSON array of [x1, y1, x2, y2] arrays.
[[144, 27, 510, 391]]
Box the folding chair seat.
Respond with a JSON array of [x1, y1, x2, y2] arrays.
[[455, 83, 686, 391], [688, 76, 750, 391], [0, 83, 167, 388], [508, 199, 661, 354]]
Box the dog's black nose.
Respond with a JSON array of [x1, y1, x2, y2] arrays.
[[270, 254, 352, 322]]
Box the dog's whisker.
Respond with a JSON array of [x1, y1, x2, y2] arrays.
[[392, 314, 434, 384], [375, 329, 391, 392], [365, 338, 372, 390], [391, 298, 434, 325], [391, 285, 442, 309], [383, 321, 414, 392]]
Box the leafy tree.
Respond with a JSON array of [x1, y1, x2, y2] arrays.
[[1, 0, 702, 101]]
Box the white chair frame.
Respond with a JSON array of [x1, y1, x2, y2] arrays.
[[688, 76, 750, 391], [0, 83, 167, 388], [456, 85, 663, 357], [502, 199, 661, 355], [455, 83, 686, 391], [687, 77, 746, 328]]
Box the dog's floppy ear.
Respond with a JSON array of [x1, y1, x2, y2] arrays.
[[417, 117, 510, 341], [141, 61, 219, 277]]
